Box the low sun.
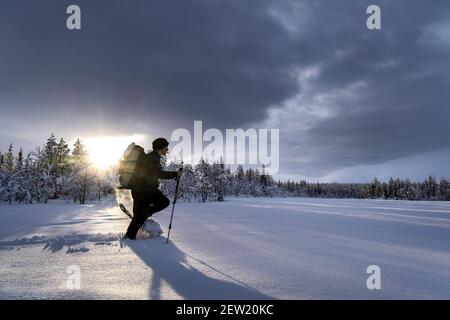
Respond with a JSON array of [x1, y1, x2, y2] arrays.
[[85, 135, 145, 169]]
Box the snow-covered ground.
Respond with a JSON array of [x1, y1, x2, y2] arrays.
[[1, 197, 450, 299]]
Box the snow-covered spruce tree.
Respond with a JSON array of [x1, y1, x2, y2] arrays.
[[17, 152, 33, 203], [393, 178, 405, 200], [180, 163, 197, 201], [3, 143, 14, 174], [16, 148, 24, 171], [387, 177, 397, 199], [0, 145, 20, 203], [26, 134, 73, 202], [232, 165, 246, 196], [240, 168, 252, 196], [423, 175, 437, 200], [53, 138, 71, 199], [69, 139, 96, 204], [44, 133, 58, 166], [43, 134, 60, 200], [260, 164, 271, 197], [0, 145, 31, 203], [369, 178, 383, 199], [56, 138, 70, 164], [263, 170, 279, 197], [0, 170, 24, 204], [243, 168, 263, 197], [159, 158, 198, 201], [403, 179, 417, 200], [221, 165, 234, 199], [26, 146, 56, 203], [194, 158, 214, 202], [10, 148, 31, 203], [210, 161, 227, 201], [439, 178, 450, 201]]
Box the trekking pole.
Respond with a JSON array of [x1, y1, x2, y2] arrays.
[[166, 169, 182, 244]]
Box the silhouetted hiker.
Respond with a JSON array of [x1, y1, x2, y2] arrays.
[[125, 138, 182, 240]]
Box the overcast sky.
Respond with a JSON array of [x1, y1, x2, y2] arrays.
[[1, 0, 449, 182]]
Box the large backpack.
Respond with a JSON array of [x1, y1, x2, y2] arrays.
[[118, 143, 145, 189]]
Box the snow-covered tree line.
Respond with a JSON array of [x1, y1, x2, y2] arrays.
[[0, 134, 115, 204], [273, 176, 450, 201], [160, 159, 450, 202], [159, 160, 278, 202]]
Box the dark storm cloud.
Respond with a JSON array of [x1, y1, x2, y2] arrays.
[[0, 0, 299, 130], [262, 0, 450, 177], [1, 0, 450, 178]]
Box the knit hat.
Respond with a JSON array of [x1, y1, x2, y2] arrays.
[[152, 138, 169, 151]]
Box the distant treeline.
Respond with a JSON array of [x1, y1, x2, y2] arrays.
[[274, 176, 450, 201], [161, 161, 450, 202]]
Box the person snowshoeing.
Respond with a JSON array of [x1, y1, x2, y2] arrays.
[[125, 138, 182, 240]]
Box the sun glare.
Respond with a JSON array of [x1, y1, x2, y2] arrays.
[[85, 135, 145, 169]]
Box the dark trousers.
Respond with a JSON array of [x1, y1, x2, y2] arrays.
[[126, 189, 170, 239]]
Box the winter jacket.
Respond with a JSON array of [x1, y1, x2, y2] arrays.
[[129, 150, 177, 192]]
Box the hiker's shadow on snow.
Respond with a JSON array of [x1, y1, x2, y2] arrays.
[[122, 237, 274, 300]]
